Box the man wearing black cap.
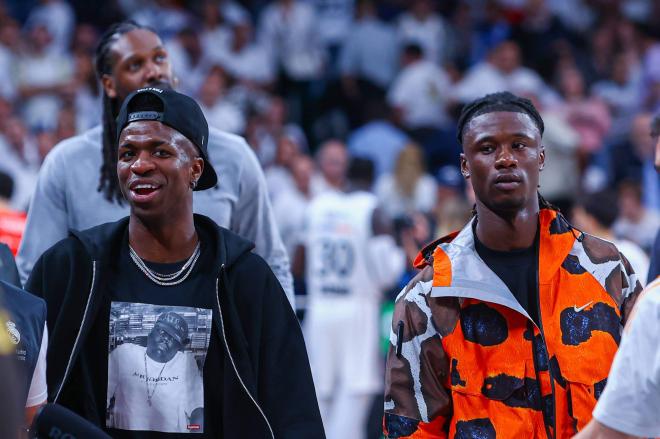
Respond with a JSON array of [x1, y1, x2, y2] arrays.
[[18, 21, 294, 308], [26, 88, 324, 438]]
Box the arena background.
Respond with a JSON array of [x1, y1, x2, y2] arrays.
[[0, 1, 658, 438]]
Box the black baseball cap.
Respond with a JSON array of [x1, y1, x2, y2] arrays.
[[116, 87, 218, 190]]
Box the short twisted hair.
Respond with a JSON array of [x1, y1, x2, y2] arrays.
[[457, 91, 544, 145]]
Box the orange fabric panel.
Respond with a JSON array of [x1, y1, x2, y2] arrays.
[[442, 300, 549, 438], [539, 272, 619, 384], [536, 216, 619, 436], [411, 418, 448, 439], [413, 231, 460, 270], [432, 246, 452, 287]]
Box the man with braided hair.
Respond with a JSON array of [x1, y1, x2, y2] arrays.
[[383, 91, 643, 438], [17, 21, 294, 306]]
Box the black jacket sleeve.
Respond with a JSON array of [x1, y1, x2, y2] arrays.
[[24, 238, 94, 401], [232, 253, 325, 438]]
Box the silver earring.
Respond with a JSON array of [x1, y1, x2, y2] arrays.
[[190, 180, 197, 189]]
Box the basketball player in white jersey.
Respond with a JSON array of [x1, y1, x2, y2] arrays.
[[299, 158, 405, 439]]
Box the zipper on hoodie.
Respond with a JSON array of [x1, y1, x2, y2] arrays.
[[215, 264, 275, 439], [54, 260, 98, 403]]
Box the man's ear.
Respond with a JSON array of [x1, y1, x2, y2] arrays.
[[539, 146, 546, 171], [101, 74, 117, 99], [191, 157, 204, 183], [460, 153, 470, 178]]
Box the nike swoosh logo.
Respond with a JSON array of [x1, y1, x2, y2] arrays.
[[573, 301, 593, 312]]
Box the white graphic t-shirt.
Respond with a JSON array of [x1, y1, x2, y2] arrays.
[[106, 302, 212, 434]]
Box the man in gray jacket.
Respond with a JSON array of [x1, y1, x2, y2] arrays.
[[17, 21, 294, 305]]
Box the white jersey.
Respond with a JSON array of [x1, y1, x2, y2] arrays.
[[304, 190, 405, 397], [305, 190, 380, 301]]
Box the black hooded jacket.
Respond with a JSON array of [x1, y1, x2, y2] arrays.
[[25, 215, 325, 438]]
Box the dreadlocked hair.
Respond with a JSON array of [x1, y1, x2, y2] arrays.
[[456, 91, 544, 145], [95, 20, 149, 204], [471, 192, 560, 217]]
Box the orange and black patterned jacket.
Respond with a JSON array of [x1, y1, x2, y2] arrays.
[[383, 209, 643, 439]]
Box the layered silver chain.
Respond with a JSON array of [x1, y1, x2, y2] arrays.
[[129, 241, 201, 286]]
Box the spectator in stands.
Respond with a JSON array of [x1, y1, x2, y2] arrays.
[[310, 0, 354, 73], [396, 0, 448, 65], [312, 139, 348, 195], [647, 113, 660, 282], [572, 189, 650, 285], [452, 40, 550, 106], [0, 116, 41, 211], [517, 90, 581, 214], [258, 0, 325, 132], [347, 98, 408, 178], [434, 165, 470, 238], [248, 95, 306, 168], [24, 0, 75, 55], [71, 49, 102, 133], [265, 133, 303, 203], [610, 113, 660, 210], [388, 42, 452, 134], [198, 66, 245, 135], [129, 0, 193, 42], [0, 171, 26, 256], [639, 24, 660, 112], [375, 143, 438, 220], [553, 65, 611, 162], [54, 105, 76, 142], [273, 155, 315, 265], [548, 0, 595, 35], [35, 128, 57, 162], [468, 0, 512, 66], [592, 52, 642, 141], [512, 0, 571, 78], [258, 0, 324, 84], [16, 22, 74, 131], [0, 17, 19, 100], [216, 17, 275, 87], [199, 0, 232, 62], [613, 179, 660, 254], [71, 23, 99, 54], [166, 27, 211, 97], [339, 0, 399, 126]]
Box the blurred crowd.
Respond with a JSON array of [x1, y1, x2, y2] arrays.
[[0, 0, 657, 437], [0, 3, 658, 305], [0, 1, 658, 283]]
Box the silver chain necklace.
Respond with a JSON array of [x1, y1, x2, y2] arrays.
[[129, 241, 201, 286]]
